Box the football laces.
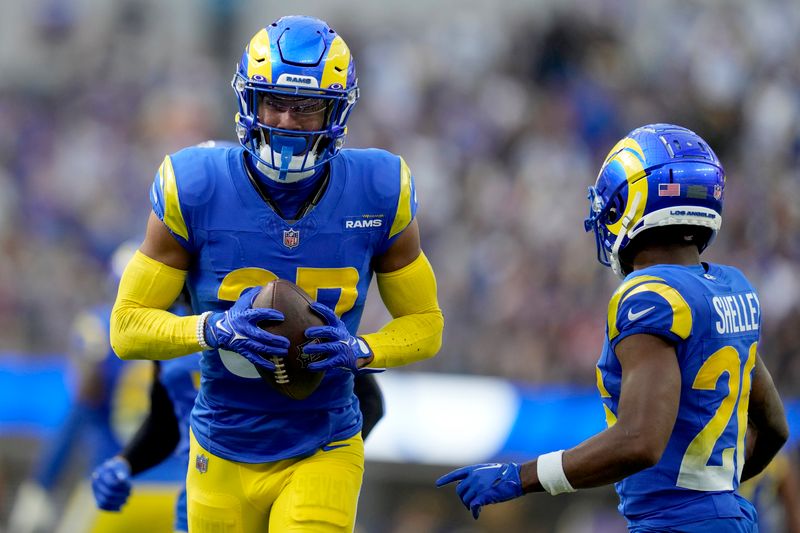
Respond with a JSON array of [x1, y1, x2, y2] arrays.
[[271, 356, 289, 384]]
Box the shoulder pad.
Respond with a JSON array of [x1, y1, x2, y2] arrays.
[[608, 274, 692, 344]]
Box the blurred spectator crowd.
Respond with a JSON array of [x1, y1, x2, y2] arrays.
[[1, 0, 799, 396]]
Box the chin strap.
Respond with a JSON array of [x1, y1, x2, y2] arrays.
[[610, 191, 642, 278]]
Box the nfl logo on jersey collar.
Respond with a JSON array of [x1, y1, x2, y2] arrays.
[[283, 228, 300, 248]]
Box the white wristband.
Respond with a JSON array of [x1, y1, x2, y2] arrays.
[[537, 450, 575, 495], [197, 311, 213, 350]]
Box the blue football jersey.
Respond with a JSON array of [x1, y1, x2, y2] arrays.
[[150, 144, 417, 462], [596, 263, 761, 529]]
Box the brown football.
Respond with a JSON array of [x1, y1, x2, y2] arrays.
[[251, 279, 326, 400]]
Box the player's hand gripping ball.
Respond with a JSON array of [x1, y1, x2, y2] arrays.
[[303, 302, 376, 373], [203, 287, 290, 365], [252, 279, 326, 400]]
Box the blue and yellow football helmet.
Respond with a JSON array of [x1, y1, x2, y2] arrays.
[[232, 16, 359, 180], [584, 123, 725, 278]]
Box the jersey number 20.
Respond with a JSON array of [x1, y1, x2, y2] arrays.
[[676, 342, 757, 491]]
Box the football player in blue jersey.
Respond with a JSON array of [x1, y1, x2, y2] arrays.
[[109, 16, 442, 533], [437, 124, 788, 532], [92, 288, 385, 533]]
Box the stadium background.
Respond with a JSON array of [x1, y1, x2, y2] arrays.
[[1, 0, 799, 531]]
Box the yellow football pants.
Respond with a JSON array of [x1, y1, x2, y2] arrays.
[[187, 430, 364, 532]]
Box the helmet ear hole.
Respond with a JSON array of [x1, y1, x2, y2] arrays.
[[606, 194, 624, 224]]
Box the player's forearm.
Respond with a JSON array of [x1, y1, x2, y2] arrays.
[[520, 424, 661, 493], [110, 250, 202, 359], [741, 422, 788, 482], [111, 304, 200, 360], [362, 310, 443, 367], [363, 251, 443, 368], [742, 356, 789, 482]]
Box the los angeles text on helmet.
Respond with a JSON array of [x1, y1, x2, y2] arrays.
[[669, 210, 717, 219]]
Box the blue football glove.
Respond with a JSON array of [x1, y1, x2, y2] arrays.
[[436, 462, 523, 519], [91, 457, 132, 512], [203, 286, 290, 371], [303, 302, 378, 373]]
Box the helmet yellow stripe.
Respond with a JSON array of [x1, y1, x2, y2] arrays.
[[246, 29, 273, 82], [159, 156, 189, 241], [320, 35, 351, 89], [389, 158, 413, 238], [602, 137, 645, 166], [605, 138, 649, 236]]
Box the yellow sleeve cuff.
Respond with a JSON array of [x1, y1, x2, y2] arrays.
[[361, 251, 444, 368], [110, 250, 202, 360]]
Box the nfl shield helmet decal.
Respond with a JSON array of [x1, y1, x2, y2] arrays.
[[283, 228, 300, 248], [195, 453, 209, 473]]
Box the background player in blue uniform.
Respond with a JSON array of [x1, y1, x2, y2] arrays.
[[437, 124, 788, 531], [8, 303, 128, 533], [109, 16, 443, 533], [91, 355, 200, 533], [8, 242, 181, 533]]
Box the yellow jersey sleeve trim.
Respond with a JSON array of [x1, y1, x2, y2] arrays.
[[607, 275, 663, 338], [361, 251, 443, 368], [596, 366, 611, 398], [388, 158, 413, 239], [159, 156, 189, 241], [603, 405, 618, 428], [110, 250, 201, 360], [608, 281, 693, 341], [595, 367, 617, 427], [624, 282, 692, 339]]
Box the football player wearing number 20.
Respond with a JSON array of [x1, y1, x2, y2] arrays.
[[109, 15, 443, 533], [437, 124, 788, 532]]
